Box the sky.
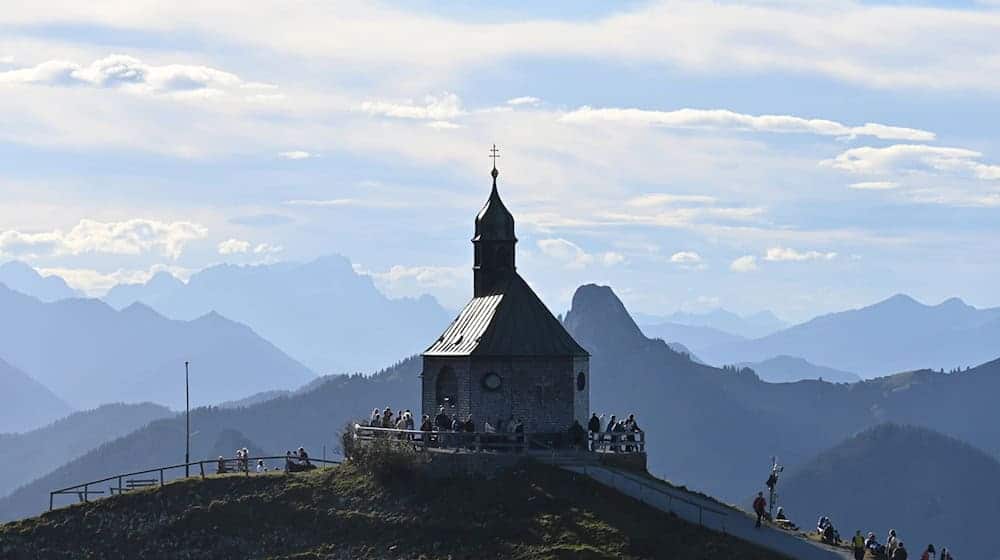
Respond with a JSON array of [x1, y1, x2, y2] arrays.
[[1, 0, 999, 321]]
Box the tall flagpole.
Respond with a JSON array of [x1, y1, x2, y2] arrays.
[[185, 361, 190, 477]]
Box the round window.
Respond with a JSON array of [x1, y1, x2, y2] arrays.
[[482, 372, 502, 391], [576, 371, 586, 391]]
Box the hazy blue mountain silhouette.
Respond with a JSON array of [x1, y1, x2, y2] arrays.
[[781, 423, 997, 560], [700, 294, 1000, 377], [0, 358, 420, 521], [639, 321, 747, 354], [0, 261, 81, 302], [736, 355, 861, 384], [641, 308, 787, 339], [0, 284, 314, 410], [103, 256, 451, 374], [0, 402, 172, 498], [0, 357, 73, 433], [564, 284, 1000, 502]]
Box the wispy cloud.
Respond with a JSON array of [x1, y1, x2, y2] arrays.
[[730, 255, 758, 272], [825, 144, 1000, 179], [507, 96, 541, 106], [360, 92, 464, 120], [536, 238, 624, 269], [278, 151, 313, 160], [0, 219, 206, 259], [562, 107, 935, 141], [670, 251, 705, 270], [764, 247, 837, 262], [0, 54, 271, 100], [849, 181, 899, 190]]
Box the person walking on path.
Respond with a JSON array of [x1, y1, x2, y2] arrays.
[[753, 492, 767, 528], [852, 530, 866, 560]]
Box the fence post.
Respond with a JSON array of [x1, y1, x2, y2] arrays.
[[159, 469, 164, 486], [83, 484, 89, 503], [49, 492, 53, 511], [200, 462, 205, 479], [118, 475, 122, 494]]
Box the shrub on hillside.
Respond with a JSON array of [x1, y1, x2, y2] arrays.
[[339, 422, 421, 484]]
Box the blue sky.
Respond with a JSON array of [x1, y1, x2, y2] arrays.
[[1, 0, 999, 321]]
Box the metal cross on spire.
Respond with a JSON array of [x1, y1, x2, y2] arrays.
[[489, 144, 500, 184], [489, 144, 500, 169]]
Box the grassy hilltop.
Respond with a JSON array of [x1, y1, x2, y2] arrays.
[[0, 463, 785, 560]]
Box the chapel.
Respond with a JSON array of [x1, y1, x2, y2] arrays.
[[422, 155, 590, 432]]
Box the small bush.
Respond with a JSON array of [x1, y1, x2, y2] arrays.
[[340, 423, 421, 484]]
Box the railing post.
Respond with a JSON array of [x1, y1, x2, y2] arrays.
[[83, 484, 89, 503], [49, 492, 53, 511], [159, 469, 164, 486], [118, 475, 122, 494], [200, 462, 205, 479]]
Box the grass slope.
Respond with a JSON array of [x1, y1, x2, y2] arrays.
[[0, 463, 787, 560]]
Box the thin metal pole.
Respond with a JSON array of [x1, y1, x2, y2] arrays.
[[185, 361, 190, 478]]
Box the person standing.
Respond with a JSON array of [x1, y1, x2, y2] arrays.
[[893, 541, 909, 560], [753, 492, 767, 528], [887, 529, 899, 559], [920, 544, 936, 560], [852, 530, 866, 560], [587, 413, 601, 451]]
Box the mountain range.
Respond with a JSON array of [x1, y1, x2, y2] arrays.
[[0, 402, 172, 499], [103, 256, 452, 374], [736, 355, 861, 384], [0, 284, 314, 410], [0, 358, 420, 522], [0, 261, 81, 302], [782, 423, 998, 559], [638, 308, 788, 339], [0, 357, 73, 433], [700, 294, 1000, 377]]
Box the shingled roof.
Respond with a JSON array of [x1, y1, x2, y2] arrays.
[[424, 272, 588, 357]]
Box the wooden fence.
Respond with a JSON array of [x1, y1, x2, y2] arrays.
[[49, 455, 340, 511]]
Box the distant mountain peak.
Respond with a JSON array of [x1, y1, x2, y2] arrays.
[[0, 261, 81, 302]]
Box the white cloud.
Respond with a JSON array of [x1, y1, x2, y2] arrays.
[[601, 252, 626, 266], [283, 198, 407, 209], [218, 238, 251, 254], [538, 238, 594, 268], [360, 92, 464, 120], [626, 194, 717, 207], [562, 107, 935, 141], [279, 151, 313, 160], [0, 54, 265, 99], [536, 238, 623, 269], [0, 55, 14, 64], [730, 255, 758, 272], [764, 247, 837, 262], [507, 96, 541, 106], [0, 219, 207, 259], [849, 181, 899, 190], [253, 243, 282, 254], [825, 144, 1000, 179], [426, 120, 462, 129], [670, 251, 701, 263]]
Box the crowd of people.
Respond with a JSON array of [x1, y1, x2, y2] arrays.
[[214, 447, 315, 474], [849, 528, 954, 560], [363, 406, 643, 453], [587, 412, 643, 452]]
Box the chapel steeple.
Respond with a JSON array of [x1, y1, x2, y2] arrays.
[[473, 145, 516, 297]]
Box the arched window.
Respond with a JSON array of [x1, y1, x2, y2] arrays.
[[436, 366, 458, 406], [576, 371, 587, 391]]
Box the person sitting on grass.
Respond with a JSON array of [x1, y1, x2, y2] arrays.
[[774, 507, 798, 530], [256, 459, 266, 473], [216, 456, 228, 474]]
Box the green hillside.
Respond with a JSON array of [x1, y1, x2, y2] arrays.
[[0, 463, 786, 560]]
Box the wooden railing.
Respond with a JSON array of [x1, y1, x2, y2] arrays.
[[49, 455, 340, 511], [352, 424, 645, 454]]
